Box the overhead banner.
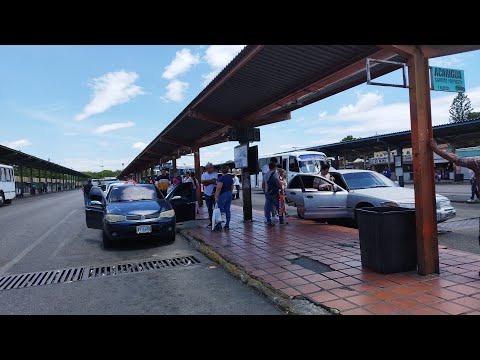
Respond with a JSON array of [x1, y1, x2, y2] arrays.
[[430, 66, 465, 93]]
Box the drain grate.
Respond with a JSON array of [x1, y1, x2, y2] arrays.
[[0, 256, 200, 291], [290, 256, 332, 273]]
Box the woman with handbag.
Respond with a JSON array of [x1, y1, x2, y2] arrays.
[[213, 165, 234, 230]]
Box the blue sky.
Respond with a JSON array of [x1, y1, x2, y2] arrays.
[[1, 45, 480, 172]]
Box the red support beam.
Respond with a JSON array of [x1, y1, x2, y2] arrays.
[[159, 136, 192, 149], [243, 48, 398, 121], [420, 45, 480, 59], [408, 46, 439, 275], [378, 45, 416, 58], [188, 110, 240, 128], [247, 112, 291, 127]]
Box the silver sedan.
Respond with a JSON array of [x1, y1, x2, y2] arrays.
[[285, 169, 456, 224]]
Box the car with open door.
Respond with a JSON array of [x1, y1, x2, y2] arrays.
[[85, 182, 196, 248], [285, 170, 456, 225]]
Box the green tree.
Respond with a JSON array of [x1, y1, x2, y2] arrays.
[[449, 93, 473, 123], [468, 111, 480, 120], [341, 135, 359, 142]]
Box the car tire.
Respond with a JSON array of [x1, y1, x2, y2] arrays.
[[4, 199, 11, 204], [102, 231, 113, 249], [0, 193, 4, 207]]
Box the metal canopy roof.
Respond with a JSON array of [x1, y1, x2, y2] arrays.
[[0, 144, 89, 178], [302, 118, 480, 156], [120, 45, 409, 177]]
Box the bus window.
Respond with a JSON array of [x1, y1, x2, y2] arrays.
[[1, 168, 5, 182], [7, 169, 12, 182], [289, 156, 299, 172], [282, 159, 287, 170]]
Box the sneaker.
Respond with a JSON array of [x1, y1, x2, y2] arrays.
[[206, 223, 212, 228], [267, 222, 275, 227], [467, 199, 475, 203], [224, 224, 230, 229], [213, 225, 222, 231], [272, 215, 279, 222], [279, 221, 289, 225]]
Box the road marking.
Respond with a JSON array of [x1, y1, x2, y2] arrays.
[[0, 209, 78, 276]]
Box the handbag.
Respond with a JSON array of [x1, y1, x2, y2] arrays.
[[212, 203, 222, 230]]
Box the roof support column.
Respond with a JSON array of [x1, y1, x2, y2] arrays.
[[408, 47, 439, 275], [193, 146, 202, 208], [241, 141, 253, 222], [172, 159, 177, 178], [29, 167, 33, 195], [396, 146, 405, 187]]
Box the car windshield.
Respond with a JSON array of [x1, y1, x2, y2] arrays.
[[109, 185, 159, 202], [342, 171, 398, 190], [298, 155, 325, 174]]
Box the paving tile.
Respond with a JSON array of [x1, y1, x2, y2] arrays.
[[347, 294, 381, 306], [335, 276, 363, 286], [427, 288, 465, 300], [259, 274, 278, 283], [443, 274, 477, 284], [390, 286, 418, 296], [371, 290, 398, 301], [341, 308, 374, 315], [369, 279, 400, 288], [349, 283, 380, 293], [409, 293, 444, 305], [340, 268, 364, 276], [269, 280, 290, 290], [274, 271, 299, 281], [291, 268, 317, 277], [364, 302, 402, 315], [446, 284, 480, 296], [283, 277, 310, 287], [295, 283, 322, 294], [281, 287, 301, 298], [423, 278, 458, 288], [465, 311, 480, 315], [322, 299, 357, 312], [322, 271, 348, 280], [387, 298, 422, 310], [314, 279, 343, 290], [465, 280, 480, 289], [303, 274, 329, 283], [430, 301, 471, 315], [452, 296, 480, 309], [330, 288, 361, 298], [408, 307, 449, 315], [406, 282, 435, 293]]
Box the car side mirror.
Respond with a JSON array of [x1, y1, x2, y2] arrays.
[[171, 195, 182, 200], [333, 184, 339, 193]]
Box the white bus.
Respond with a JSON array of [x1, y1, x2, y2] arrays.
[[0, 164, 16, 207], [257, 150, 331, 184]]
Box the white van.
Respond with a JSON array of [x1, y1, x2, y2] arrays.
[[257, 150, 331, 184], [0, 164, 16, 207]]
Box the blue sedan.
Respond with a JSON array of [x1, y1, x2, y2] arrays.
[[85, 182, 197, 248]]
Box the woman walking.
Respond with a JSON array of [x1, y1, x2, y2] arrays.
[[214, 165, 234, 230]]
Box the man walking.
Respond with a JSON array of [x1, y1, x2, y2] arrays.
[[201, 162, 217, 228], [468, 169, 480, 203], [232, 171, 241, 200], [264, 162, 287, 226], [83, 179, 93, 206]]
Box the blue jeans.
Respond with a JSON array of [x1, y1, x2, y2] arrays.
[[205, 194, 215, 223], [216, 191, 232, 226], [84, 195, 89, 206], [264, 193, 284, 224], [471, 180, 479, 200]]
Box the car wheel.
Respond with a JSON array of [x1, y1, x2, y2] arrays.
[[4, 199, 11, 204], [0, 193, 4, 207], [102, 231, 113, 249], [297, 209, 304, 219]]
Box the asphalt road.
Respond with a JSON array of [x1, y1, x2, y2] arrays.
[[240, 187, 480, 254], [0, 190, 281, 315]]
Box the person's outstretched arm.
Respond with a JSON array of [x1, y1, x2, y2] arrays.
[[429, 138, 460, 164]]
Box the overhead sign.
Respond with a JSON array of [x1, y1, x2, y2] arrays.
[[430, 66, 465, 93]]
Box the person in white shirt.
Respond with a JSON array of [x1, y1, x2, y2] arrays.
[[232, 171, 241, 200], [201, 163, 217, 227]]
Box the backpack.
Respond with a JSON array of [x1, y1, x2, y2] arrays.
[[266, 172, 280, 196]]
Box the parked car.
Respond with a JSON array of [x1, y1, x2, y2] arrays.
[[85, 182, 197, 248], [285, 169, 456, 224]]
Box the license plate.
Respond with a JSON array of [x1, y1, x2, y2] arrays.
[[136, 225, 152, 234]]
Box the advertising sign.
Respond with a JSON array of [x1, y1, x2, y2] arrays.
[[431, 66, 465, 92]]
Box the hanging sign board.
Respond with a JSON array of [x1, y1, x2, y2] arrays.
[[430, 66, 465, 92]]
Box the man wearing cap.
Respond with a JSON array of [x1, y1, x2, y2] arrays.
[[201, 162, 217, 228], [83, 179, 93, 206]]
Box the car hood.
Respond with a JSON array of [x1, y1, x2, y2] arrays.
[[106, 200, 171, 215], [351, 187, 448, 203]]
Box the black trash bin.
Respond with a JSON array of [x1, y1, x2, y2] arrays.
[[356, 207, 417, 274]]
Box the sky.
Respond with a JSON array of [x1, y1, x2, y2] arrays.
[[1, 45, 480, 172]]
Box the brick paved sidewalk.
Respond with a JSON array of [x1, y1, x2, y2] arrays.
[[184, 205, 480, 315]]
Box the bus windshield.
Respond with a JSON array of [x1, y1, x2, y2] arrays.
[[298, 155, 326, 173]]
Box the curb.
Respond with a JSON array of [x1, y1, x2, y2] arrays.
[[178, 228, 333, 315]]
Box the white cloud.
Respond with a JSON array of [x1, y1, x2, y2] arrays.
[[337, 92, 383, 116], [162, 48, 200, 80], [162, 80, 189, 102], [62, 158, 129, 172], [279, 144, 302, 150], [64, 132, 78, 136], [1, 139, 32, 149], [93, 121, 135, 134], [201, 45, 245, 86], [75, 71, 145, 121], [303, 86, 480, 144], [429, 54, 466, 69], [132, 142, 147, 150], [319, 111, 328, 118]]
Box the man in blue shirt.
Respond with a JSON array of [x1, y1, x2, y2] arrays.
[[383, 166, 391, 179]]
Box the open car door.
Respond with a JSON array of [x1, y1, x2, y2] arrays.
[[166, 182, 196, 222], [85, 186, 105, 229]]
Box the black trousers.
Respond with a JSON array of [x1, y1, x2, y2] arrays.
[[235, 185, 240, 199]]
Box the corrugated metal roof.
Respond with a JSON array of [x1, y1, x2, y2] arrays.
[[0, 145, 88, 178]]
